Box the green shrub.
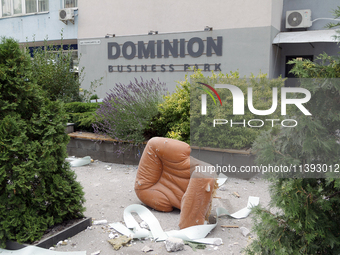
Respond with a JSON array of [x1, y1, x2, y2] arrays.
[[150, 75, 191, 143], [93, 78, 167, 147], [30, 42, 82, 103], [64, 101, 100, 113], [90, 94, 99, 100], [0, 37, 85, 246], [153, 70, 285, 149], [64, 102, 100, 132]]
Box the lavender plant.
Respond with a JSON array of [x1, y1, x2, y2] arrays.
[[93, 78, 167, 149]]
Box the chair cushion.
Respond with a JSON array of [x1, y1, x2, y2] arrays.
[[134, 137, 191, 211], [134, 137, 217, 229], [179, 157, 218, 229]]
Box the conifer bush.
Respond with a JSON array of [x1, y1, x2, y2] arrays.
[[64, 102, 100, 132], [0, 37, 85, 246], [245, 53, 340, 254]]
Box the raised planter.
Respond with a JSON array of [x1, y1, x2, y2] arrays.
[[65, 123, 75, 134], [67, 132, 257, 178], [191, 146, 257, 179], [5, 217, 92, 250], [67, 132, 145, 165]]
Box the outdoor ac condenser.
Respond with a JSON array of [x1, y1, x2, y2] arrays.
[[286, 9, 312, 29], [59, 8, 75, 23]]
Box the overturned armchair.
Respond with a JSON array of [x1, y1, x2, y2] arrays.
[[134, 137, 218, 229]]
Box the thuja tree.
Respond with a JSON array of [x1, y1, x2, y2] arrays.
[[245, 54, 340, 253], [0, 37, 85, 246]]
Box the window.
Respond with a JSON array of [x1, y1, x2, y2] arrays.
[[38, 0, 47, 12], [2, 0, 11, 16], [1, 0, 48, 17], [13, 0, 22, 14], [64, 0, 77, 8], [29, 44, 79, 72], [25, 0, 35, 13]]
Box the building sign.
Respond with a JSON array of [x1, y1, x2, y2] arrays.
[[79, 40, 101, 45], [107, 36, 222, 72]]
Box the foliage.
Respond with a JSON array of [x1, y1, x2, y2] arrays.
[[64, 102, 100, 132], [28, 33, 103, 103], [245, 51, 340, 254], [0, 37, 85, 246], [93, 78, 167, 149], [80, 77, 103, 103], [90, 94, 99, 100], [288, 52, 340, 78], [152, 70, 285, 149], [29, 41, 82, 103], [190, 70, 285, 149], [150, 75, 191, 143], [325, 6, 340, 41]]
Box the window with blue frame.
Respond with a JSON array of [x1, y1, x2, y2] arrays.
[[1, 0, 48, 17], [29, 44, 79, 73]]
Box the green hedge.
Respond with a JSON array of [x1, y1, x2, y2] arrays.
[[64, 102, 100, 132]]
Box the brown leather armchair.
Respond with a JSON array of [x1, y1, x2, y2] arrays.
[[134, 137, 217, 229]]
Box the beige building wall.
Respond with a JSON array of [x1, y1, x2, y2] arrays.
[[78, 0, 282, 39], [271, 0, 284, 30]]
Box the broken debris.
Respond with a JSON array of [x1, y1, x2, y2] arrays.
[[70, 156, 92, 167], [233, 191, 240, 198], [107, 235, 132, 250], [221, 225, 239, 228], [140, 220, 149, 230], [219, 185, 227, 191], [109, 232, 118, 239], [57, 240, 68, 246], [93, 219, 107, 225], [141, 245, 153, 253], [213, 239, 223, 246], [240, 226, 251, 237], [165, 237, 185, 252], [184, 241, 206, 251]]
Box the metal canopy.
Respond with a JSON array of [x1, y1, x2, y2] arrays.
[[273, 29, 338, 44]]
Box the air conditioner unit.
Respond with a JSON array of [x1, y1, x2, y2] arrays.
[[59, 8, 74, 24], [286, 9, 312, 29]]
